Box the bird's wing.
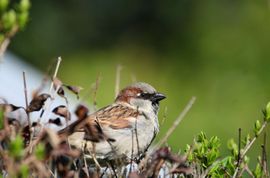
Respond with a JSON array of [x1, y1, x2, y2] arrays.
[[58, 103, 140, 141], [96, 103, 140, 129]]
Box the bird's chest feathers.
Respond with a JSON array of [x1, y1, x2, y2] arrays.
[[130, 110, 159, 149]]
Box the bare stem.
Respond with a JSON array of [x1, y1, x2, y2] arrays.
[[241, 121, 268, 158], [154, 96, 196, 148], [0, 38, 10, 59], [0, 25, 19, 59], [49, 57, 62, 93], [261, 133, 269, 177], [233, 128, 242, 178], [40, 57, 62, 119], [93, 74, 100, 111], [23, 71, 31, 126], [232, 120, 269, 178], [115, 65, 122, 98], [160, 106, 168, 126]]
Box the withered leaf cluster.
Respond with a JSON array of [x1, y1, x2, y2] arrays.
[[53, 77, 83, 100], [0, 75, 89, 177], [133, 147, 192, 177], [26, 93, 51, 112], [0, 73, 192, 178]]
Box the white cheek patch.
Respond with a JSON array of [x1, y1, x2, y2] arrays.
[[130, 98, 153, 112]]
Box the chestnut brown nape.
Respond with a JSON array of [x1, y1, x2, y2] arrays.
[[115, 87, 143, 103]]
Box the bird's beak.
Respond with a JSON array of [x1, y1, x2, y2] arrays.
[[151, 93, 166, 102]]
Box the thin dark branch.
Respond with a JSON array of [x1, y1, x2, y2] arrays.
[[233, 121, 269, 178], [99, 166, 108, 178], [261, 133, 269, 177], [233, 128, 242, 178], [241, 121, 268, 158], [93, 74, 101, 111], [135, 117, 140, 157], [129, 129, 134, 174], [238, 128, 241, 165]]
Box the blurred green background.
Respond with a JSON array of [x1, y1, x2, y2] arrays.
[[9, 0, 270, 164]]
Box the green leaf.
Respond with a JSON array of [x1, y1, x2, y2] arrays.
[[0, 0, 9, 12], [227, 139, 238, 158], [253, 163, 262, 178], [0, 33, 5, 43], [2, 9, 16, 30], [265, 101, 270, 121], [254, 120, 261, 137], [243, 156, 250, 164], [35, 143, 45, 160], [17, 11, 28, 28], [197, 131, 207, 143], [9, 135, 24, 159], [0, 107, 3, 129], [19, 164, 29, 178], [242, 134, 251, 146], [18, 0, 30, 12]]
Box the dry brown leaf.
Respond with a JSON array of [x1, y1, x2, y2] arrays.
[[74, 104, 89, 120], [26, 94, 51, 112], [64, 85, 83, 99], [52, 105, 70, 120], [0, 104, 24, 112], [53, 77, 63, 90], [48, 117, 63, 126]]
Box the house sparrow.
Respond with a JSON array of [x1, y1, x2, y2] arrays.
[[59, 82, 166, 161]]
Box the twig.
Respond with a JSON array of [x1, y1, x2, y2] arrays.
[[115, 65, 122, 98], [131, 73, 137, 83], [139, 97, 196, 172], [49, 57, 62, 94], [22, 71, 31, 126], [99, 166, 108, 178], [241, 121, 268, 158], [93, 74, 101, 111], [161, 106, 168, 126], [83, 153, 90, 178], [40, 57, 62, 119], [135, 117, 140, 157], [87, 145, 101, 171], [155, 97, 196, 148], [109, 161, 118, 178], [232, 120, 269, 177], [261, 133, 269, 177], [46, 165, 56, 178], [130, 130, 134, 173], [245, 166, 255, 178], [237, 128, 241, 165], [0, 38, 10, 59], [0, 25, 19, 59], [232, 128, 242, 178]]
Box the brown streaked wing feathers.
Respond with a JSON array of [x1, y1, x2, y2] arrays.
[[58, 104, 140, 137]]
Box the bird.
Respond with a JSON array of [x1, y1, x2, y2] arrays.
[[58, 82, 166, 161]]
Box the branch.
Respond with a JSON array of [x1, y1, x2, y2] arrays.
[[0, 25, 19, 59], [22, 71, 30, 126], [232, 120, 269, 178], [49, 57, 62, 94], [115, 65, 122, 98], [154, 96, 196, 148]]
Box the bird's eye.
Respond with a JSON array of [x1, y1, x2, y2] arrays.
[[139, 92, 147, 97], [138, 92, 152, 99]]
